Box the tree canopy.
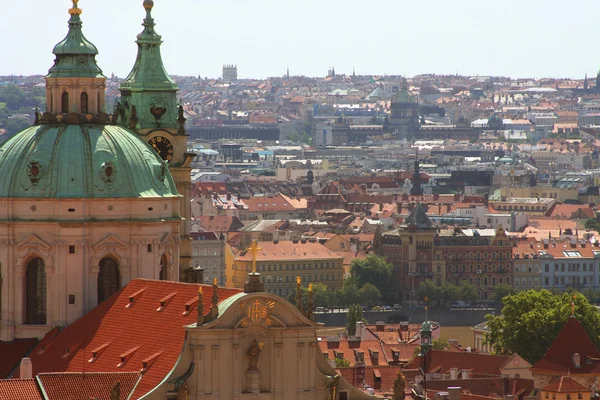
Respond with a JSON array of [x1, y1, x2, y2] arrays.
[[415, 280, 478, 307], [350, 254, 393, 296], [485, 290, 600, 364]]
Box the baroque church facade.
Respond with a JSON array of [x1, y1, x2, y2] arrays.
[[0, 0, 192, 341]]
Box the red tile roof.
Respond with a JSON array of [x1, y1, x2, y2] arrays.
[[404, 350, 511, 376], [235, 240, 343, 262], [336, 365, 403, 396], [37, 372, 141, 400], [319, 338, 385, 367], [0, 338, 38, 378], [16, 279, 241, 398], [243, 194, 294, 212], [541, 376, 591, 393], [531, 317, 600, 375], [426, 377, 534, 398], [0, 379, 42, 400], [195, 215, 244, 233]]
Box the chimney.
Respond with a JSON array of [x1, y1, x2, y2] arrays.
[[454, 193, 460, 201], [20, 358, 32, 379], [448, 387, 461, 400], [356, 321, 365, 339], [461, 369, 470, 379], [376, 321, 385, 332], [450, 367, 459, 380], [379, 203, 383, 212], [503, 376, 510, 396], [433, 193, 440, 201]]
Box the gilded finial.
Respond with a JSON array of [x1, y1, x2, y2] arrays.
[[196, 286, 205, 325], [143, 0, 154, 10], [296, 276, 301, 285], [309, 283, 313, 293], [213, 277, 218, 286], [68, 0, 82, 15]]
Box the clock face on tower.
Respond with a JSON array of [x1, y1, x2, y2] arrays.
[[148, 136, 174, 162]]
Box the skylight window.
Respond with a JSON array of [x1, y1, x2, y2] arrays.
[[563, 251, 581, 257]]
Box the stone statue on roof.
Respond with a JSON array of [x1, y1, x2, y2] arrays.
[[393, 369, 406, 400]]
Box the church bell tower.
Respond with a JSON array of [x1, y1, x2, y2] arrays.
[[118, 0, 195, 278]]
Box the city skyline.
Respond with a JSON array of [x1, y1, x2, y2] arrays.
[[1, 0, 599, 80]]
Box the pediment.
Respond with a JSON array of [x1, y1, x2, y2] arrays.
[[17, 234, 52, 251], [203, 293, 321, 331], [92, 234, 127, 251]]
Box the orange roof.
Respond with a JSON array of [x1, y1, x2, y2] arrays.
[[532, 317, 600, 375], [319, 338, 386, 367], [37, 372, 141, 400], [0, 338, 38, 378], [0, 379, 42, 400], [243, 194, 294, 212], [541, 376, 591, 393], [336, 365, 403, 396], [547, 204, 595, 219], [427, 377, 534, 398], [235, 240, 343, 262], [17, 279, 241, 398], [404, 350, 511, 376]]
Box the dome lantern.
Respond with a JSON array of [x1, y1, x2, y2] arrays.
[[44, 0, 107, 118]]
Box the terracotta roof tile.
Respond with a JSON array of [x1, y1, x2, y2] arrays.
[[17, 279, 241, 399], [336, 365, 403, 396], [532, 317, 600, 375], [541, 376, 591, 393], [0, 379, 42, 400], [37, 372, 141, 400], [404, 350, 511, 376], [0, 338, 38, 378], [235, 240, 343, 262]]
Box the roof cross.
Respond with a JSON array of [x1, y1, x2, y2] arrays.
[[246, 239, 263, 274]]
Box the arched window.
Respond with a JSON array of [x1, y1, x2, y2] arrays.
[[159, 254, 168, 280], [25, 258, 47, 325], [61, 92, 69, 113], [80, 92, 88, 114], [97, 92, 102, 112], [98, 258, 120, 304]]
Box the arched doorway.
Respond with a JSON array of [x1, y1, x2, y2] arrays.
[[98, 258, 120, 304], [159, 254, 168, 280], [25, 258, 47, 325]]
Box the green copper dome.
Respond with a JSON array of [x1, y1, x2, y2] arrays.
[[0, 124, 179, 199], [391, 78, 417, 104], [47, 5, 104, 79], [392, 89, 417, 104]]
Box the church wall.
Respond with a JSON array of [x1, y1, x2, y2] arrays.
[[0, 197, 181, 341]]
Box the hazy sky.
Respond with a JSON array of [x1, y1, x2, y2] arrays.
[[1, 0, 598, 80]]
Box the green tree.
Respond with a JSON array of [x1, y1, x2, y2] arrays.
[[358, 283, 381, 308], [492, 283, 515, 303], [335, 357, 350, 367], [412, 338, 450, 357], [439, 282, 460, 307], [311, 283, 334, 308], [459, 281, 478, 303], [339, 278, 360, 307], [485, 290, 600, 363], [346, 304, 364, 335], [350, 254, 393, 296], [416, 280, 439, 306]]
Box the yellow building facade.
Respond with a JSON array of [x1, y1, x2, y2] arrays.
[[228, 240, 344, 297]]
